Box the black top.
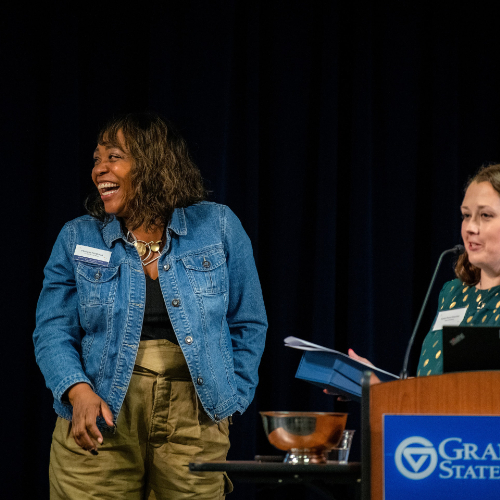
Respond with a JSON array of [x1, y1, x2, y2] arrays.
[[141, 275, 178, 345]]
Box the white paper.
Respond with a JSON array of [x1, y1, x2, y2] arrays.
[[284, 336, 337, 352], [432, 307, 468, 331]]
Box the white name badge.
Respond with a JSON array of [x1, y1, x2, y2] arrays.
[[74, 245, 112, 267], [432, 307, 468, 331]]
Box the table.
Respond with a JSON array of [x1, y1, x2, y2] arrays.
[[189, 458, 361, 500]]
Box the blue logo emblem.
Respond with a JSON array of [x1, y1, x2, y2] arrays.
[[384, 415, 500, 500], [394, 436, 438, 479]]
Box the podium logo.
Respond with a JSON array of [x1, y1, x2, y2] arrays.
[[395, 436, 438, 479]]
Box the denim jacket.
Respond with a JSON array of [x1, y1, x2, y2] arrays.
[[34, 202, 267, 424]]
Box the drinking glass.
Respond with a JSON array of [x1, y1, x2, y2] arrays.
[[329, 429, 355, 463]]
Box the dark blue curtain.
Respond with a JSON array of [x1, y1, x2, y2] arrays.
[[3, 2, 500, 498]]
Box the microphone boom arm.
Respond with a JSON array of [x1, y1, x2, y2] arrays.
[[400, 245, 464, 379]]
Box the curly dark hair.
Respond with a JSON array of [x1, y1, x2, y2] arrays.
[[455, 163, 500, 286], [85, 112, 207, 231]]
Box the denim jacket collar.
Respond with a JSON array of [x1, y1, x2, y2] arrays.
[[169, 208, 187, 236], [101, 208, 187, 248]]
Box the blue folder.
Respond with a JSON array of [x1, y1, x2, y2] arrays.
[[295, 350, 398, 401]]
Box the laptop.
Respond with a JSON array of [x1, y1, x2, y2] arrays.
[[442, 326, 500, 373]]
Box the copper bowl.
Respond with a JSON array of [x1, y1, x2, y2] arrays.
[[260, 411, 348, 464]]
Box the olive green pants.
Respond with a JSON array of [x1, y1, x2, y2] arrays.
[[49, 340, 232, 499]]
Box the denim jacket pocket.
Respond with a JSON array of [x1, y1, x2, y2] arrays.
[[181, 248, 227, 295], [76, 263, 120, 305]]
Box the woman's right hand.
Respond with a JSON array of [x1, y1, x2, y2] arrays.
[[347, 348, 374, 367], [323, 348, 381, 398], [347, 348, 381, 385], [67, 383, 114, 454]]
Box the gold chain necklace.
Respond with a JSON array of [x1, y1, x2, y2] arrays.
[[127, 230, 163, 267], [476, 281, 489, 310]]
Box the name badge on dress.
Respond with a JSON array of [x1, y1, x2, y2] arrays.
[[432, 307, 467, 331], [74, 245, 112, 267]]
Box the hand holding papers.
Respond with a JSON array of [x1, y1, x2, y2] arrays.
[[284, 337, 399, 401]]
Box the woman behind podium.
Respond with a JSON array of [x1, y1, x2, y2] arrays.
[[347, 163, 500, 378], [416, 163, 500, 376]]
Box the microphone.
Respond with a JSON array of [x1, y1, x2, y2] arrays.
[[400, 244, 465, 379]]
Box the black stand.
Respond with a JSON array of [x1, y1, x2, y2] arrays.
[[189, 459, 361, 500]]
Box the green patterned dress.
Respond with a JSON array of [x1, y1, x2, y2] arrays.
[[417, 278, 500, 377]]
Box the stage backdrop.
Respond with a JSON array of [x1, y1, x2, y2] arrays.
[[2, 2, 500, 499]]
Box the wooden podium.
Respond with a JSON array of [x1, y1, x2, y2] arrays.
[[360, 371, 500, 500]]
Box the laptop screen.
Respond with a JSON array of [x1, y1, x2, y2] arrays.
[[442, 326, 500, 373]]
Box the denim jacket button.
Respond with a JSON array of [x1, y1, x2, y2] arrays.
[[94, 271, 101, 280], [197, 377, 204, 385], [202, 260, 211, 268], [163, 264, 170, 271], [172, 299, 180, 307], [185, 336, 193, 345]]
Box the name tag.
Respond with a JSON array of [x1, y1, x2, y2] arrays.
[[74, 245, 112, 267], [432, 307, 467, 331]]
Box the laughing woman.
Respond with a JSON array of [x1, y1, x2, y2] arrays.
[[33, 113, 267, 500]]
